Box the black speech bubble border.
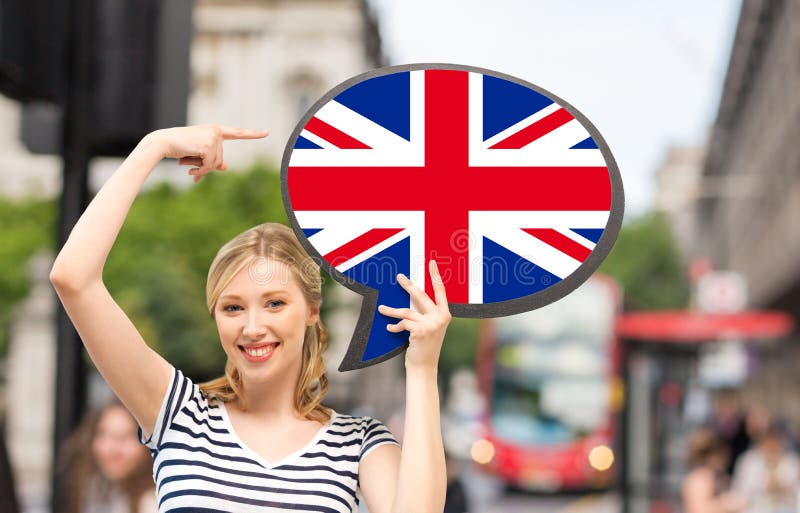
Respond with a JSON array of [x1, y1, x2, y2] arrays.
[[281, 63, 625, 371]]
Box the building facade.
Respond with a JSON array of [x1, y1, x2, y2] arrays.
[[698, 0, 800, 426], [0, 0, 384, 197], [653, 143, 707, 258], [189, 0, 383, 170], [701, 0, 800, 313]]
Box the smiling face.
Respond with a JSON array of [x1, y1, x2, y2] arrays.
[[91, 405, 149, 482], [213, 257, 319, 390]]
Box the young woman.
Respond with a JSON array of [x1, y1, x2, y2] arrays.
[[57, 401, 157, 513], [50, 125, 450, 512]]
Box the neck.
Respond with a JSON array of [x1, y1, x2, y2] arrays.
[[237, 367, 302, 421]]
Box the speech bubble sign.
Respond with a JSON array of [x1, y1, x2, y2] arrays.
[[281, 63, 624, 371]]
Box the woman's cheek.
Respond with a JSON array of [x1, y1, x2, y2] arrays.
[[218, 320, 238, 346]]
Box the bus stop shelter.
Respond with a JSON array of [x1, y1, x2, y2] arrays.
[[616, 310, 794, 513]]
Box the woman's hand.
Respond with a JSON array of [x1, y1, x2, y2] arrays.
[[378, 260, 452, 372], [141, 124, 268, 183]]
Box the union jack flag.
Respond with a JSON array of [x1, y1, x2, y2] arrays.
[[283, 66, 621, 369]]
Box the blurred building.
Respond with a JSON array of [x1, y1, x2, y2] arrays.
[[700, 0, 800, 313], [0, 0, 384, 197], [188, 0, 383, 169], [698, 0, 800, 424], [0, 96, 62, 198], [653, 143, 707, 257]]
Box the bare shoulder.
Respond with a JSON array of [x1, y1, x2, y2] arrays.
[[359, 443, 401, 513]]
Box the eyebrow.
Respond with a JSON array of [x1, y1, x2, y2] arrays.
[[219, 291, 289, 302]]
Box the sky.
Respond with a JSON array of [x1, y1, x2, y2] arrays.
[[367, 0, 743, 217]]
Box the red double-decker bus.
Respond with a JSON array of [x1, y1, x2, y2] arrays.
[[474, 275, 622, 491]]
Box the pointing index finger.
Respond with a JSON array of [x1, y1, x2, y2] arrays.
[[219, 126, 269, 140]]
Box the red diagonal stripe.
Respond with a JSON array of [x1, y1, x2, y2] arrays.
[[522, 228, 592, 262], [304, 117, 371, 149], [489, 108, 574, 149], [323, 228, 404, 267]]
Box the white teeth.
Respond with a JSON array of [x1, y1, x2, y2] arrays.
[[244, 344, 276, 358]]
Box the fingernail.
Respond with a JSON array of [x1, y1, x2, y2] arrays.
[[397, 273, 408, 282]]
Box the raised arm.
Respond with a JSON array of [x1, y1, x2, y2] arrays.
[[360, 260, 450, 513], [49, 125, 267, 437]]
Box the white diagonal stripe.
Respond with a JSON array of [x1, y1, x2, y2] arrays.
[[315, 100, 411, 150], [521, 118, 592, 151], [487, 226, 582, 279], [481, 103, 562, 149], [299, 129, 337, 150], [555, 227, 597, 250]]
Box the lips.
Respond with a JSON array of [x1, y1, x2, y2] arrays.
[[238, 342, 280, 362]]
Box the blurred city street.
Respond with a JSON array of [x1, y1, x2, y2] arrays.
[[4, 0, 800, 512]]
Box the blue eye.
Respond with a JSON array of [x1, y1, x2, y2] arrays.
[[222, 300, 284, 312]]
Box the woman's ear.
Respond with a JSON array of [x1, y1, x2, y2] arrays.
[[307, 303, 320, 326]]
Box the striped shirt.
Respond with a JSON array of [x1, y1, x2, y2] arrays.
[[138, 367, 400, 512]]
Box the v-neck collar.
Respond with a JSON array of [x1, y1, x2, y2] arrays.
[[217, 402, 336, 470]]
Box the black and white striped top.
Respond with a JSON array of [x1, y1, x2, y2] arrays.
[[138, 367, 400, 512]]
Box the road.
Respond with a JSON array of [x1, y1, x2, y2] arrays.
[[465, 464, 619, 513], [475, 491, 619, 513]]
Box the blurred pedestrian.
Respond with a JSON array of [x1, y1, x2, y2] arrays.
[[56, 402, 156, 513], [743, 404, 770, 448], [711, 390, 750, 476], [682, 426, 747, 513], [732, 421, 800, 513]]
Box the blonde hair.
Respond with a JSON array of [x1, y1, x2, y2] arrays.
[[199, 223, 331, 423]]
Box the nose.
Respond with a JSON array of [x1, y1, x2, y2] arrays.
[[242, 310, 268, 340]]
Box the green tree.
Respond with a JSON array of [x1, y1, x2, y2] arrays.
[[0, 195, 57, 354], [599, 211, 690, 310], [439, 317, 480, 388]]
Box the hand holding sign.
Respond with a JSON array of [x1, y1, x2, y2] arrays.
[[379, 260, 452, 372], [282, 64, 624, 371]]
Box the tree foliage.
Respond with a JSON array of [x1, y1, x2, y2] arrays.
[[599, 211, 690, 310], [0, 195, 57, 354]]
